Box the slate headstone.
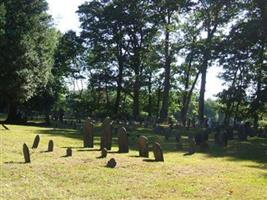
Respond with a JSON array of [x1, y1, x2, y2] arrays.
[[48, 140, 54, 152], [138, 136, 149, 157], [83, 119, 94, 148], [32, 135, 40, 149], [118, 127, 129, 153], [66, 148, 72, 157], [100, 117, 113, 150], [153, 142, 164, 162], [23, 143, 31, 163]]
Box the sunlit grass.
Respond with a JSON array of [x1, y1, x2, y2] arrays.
[[1, 124, 267, 199]]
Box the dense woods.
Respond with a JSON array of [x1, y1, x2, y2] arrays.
[[0, 0, 266, 127]]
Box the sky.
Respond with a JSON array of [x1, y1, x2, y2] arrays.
[[47, 0, 225, 99]]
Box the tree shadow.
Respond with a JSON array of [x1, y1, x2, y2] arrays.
[[143, 159, 157, 162], [29, 123, 267, 165]]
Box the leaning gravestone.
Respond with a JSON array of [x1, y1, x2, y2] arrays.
[[118, 127, 129, 153], [138, 136, 149, 157], [153, 142, 164, 162], [66, 148, 72, 157], [100, 117, 113, 150], [48, 140, 54, 152], [23, 143, 31, 163], [106, 158, 117, 168], [32, 135, 40, 149], [83, 119, 94, 148]]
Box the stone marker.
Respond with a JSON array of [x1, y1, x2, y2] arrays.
[[83, 119, 94, 148], [188, 139, 196, 154], [101, 148, 108, 158], [100, 117, 113, 150], [175, 130, 181, 143], [48, 140, 54, 152], [23, 143, 31, 163], [66, 148, 72, 157], [153, 142, 164, 162], [32, 135, 40, 149], [106, 158, 117, 168], [118, 127, 129, 153], [138, 136, 149, 157]]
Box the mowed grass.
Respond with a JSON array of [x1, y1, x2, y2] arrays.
[[1, 123, 267, 200]]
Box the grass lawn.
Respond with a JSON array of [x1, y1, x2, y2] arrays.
[[1, 123, 267, 199]]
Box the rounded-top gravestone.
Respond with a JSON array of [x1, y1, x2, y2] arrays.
[[48, 140, 54, 152], [32, 135, 40, 149], [118, 127, 129, 153], [100, 117, 113, 150], [153, 142, 164, 162], [23, 143, 31, 163], [138, 136, 149, 157]]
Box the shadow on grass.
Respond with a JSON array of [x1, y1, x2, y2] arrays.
[[4, 161, 25, 164], [32, 124, 267, 165]]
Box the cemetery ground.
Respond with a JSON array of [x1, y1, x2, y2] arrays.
[[1, 123, 267, 200]]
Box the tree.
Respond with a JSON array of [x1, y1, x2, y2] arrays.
[[0, 0, 58, 123]]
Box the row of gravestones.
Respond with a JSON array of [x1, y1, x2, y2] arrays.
[[23, 135, 59, 163], [83, 117, 164, 162]]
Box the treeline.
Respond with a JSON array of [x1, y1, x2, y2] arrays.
[[0, 0, 266, 127]]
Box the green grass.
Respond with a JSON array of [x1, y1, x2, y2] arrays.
[[1, 123, 267, 200]]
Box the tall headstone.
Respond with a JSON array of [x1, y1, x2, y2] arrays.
[[48, 140, 54, 152], [23, 143, 31, 163], [118, 127, 129, 153], [138, 136, 149, 157], [153, 142, 164, 162], [83, 119, 94, 148], [100, 117, 113, 150], [32, 135, 40, 149]]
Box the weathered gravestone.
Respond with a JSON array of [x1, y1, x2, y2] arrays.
[[106, 158, 117, 168], [118, 127, 129, 153], [48, 140, 54, 152], [100, 148, 108, 158], [23, 143, 31, 163], [66, 148, 72, 157], [174, 130, 181, 143], [164, 127, 172, 140], [100, 117, 113, 150], [188, 139, 196, 154], [153, 142, 164, 162], [32, 135, 40, 149], [83, 119, 94, 148], [215, 130, 228, 147], [138, 136, 149, 157]]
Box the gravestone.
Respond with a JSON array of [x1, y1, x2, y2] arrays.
[[174, 130, 181, 143], [118, 127, 129, 153], [100, 117, 113, 150], [32, 135, 40, 149], [106, 158, 117, 168], [215, 130, 228, 147], [138, 136, 149, 157], [66, 148, 72, 157], [101, 148, 108, 158], [164, 127, 172, 140], [153, 142, 164, 162], [48, 140, 54, 152], [188, 139, 196, 154], [83, 119, 94, 148], [23, 143, 31, 163]]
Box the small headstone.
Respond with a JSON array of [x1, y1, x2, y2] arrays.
[[48, 140, 54, 152], [32, 135, 40, 149], [175, 130, 181, 143], [106, 158, 117, 168], [101, 148, 107, 158], [118, 127, 129, 153], [23, 143, 30, 163], [138, 136, 149, 157], [153, 142, 164, 162], [83, 119, 94, 148], [66, 148, 72, 157]]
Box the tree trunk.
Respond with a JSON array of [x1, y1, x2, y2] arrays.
[[133, 74, 140, 120], [114, 59, 124, 115], [198, 65, 207, 125], [147, 72, 152, 117], [160, 13, 171, 122]]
